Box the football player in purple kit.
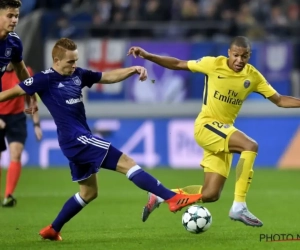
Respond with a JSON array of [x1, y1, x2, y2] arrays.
[[0, 38, 202, 240], [0, 0, 39, 206]]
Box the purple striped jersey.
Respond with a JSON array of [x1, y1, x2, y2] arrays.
[[19, 67, 105, 160]]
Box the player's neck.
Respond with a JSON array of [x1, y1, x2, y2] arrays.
[[0, 29, 9, 40], [226, 59, 236, 72], [52, 65, 64, 76]]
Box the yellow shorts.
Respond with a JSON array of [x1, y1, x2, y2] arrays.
[[194, 119, 237, 178]]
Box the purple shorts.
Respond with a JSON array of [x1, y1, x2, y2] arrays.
[[67, 135, 123, 182]]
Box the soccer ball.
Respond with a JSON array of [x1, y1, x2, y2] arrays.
[[182, 205, 212, 234]]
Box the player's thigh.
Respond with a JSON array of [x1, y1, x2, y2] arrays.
[[228, 130, 258, 153], [195, 120, 237, 154], [6, 113, 27, 146], [8, 142, 24, 161], [201, 149, 233, 179], [100, 144, 129, 173]]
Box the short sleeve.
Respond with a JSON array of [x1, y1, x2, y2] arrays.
[[79, 68, 102, 88], [187, 56, 216, 74], [11, 36, 23, 63], [19, 73, 48, 96], [254, 70, 277, 98]]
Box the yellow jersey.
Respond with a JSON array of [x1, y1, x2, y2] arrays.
[[187, 56, 277, 125]]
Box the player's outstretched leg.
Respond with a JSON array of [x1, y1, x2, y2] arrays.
[[104, 148, 202, 214], [124, 163, 202, 213], [39, 174, 97, 240], [228, 131, 263, 227], [142, 169, 230, 223], [142, 185, 203, 222]]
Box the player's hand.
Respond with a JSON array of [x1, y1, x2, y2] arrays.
[[34, 125, 43, 141], [24, 106, 39, 115], [127, 47, 149, 59], [133, 66, 148, 81], [28, 96, 38, 114], [0, 119, 6, 129]]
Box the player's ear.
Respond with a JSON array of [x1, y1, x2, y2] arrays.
[[227, 49, 230, 57], [53, 57, 60, 64]]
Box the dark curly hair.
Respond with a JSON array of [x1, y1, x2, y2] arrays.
[[0, 0, 22, 10]]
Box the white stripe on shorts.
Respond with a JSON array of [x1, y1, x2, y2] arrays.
[[77, 135, 110, 150]]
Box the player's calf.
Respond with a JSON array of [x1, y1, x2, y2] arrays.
[[78, 180, 98, 203]]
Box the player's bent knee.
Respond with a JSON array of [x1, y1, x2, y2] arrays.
[[79, 189, 98, 203], [201, 189, 221, 203], [116, 153, 137, 174], [78, 174, 98, 202], [243, 139, 258, 152]]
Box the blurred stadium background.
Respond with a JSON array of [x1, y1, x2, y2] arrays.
[[2, 1, 300, 249], [2, 0, 300, 170]]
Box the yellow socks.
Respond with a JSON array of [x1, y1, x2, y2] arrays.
[[234, 151, 256, 202], [172, 185, 203, 195]]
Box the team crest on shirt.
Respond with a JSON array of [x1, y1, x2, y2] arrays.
[[244, 80, 250, 88], [4, 48, 12, 57], [223, 124, 230, 128], [72, 76, 81, 86]]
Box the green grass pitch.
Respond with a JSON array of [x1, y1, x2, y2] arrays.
[[0, 168, 300, 250]]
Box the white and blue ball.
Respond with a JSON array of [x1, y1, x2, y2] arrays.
[[182, 205, 212, 234]]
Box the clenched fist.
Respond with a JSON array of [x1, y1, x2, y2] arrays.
[[133, 66, 148, 81], [127, 47, 149, 59]]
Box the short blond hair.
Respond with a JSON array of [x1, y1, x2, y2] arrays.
[[52, 38, 77, 60]]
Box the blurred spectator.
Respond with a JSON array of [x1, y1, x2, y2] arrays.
[[267, 5, 289, 38], [51, 16, 82, 39], [287, 3, 300, 38], [62, 0, 87, 14], [20, 0, 36, 16], [235, 3, 265, 40], [143, 0, 166, 21]]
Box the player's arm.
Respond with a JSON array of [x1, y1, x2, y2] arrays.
[[268, 92, 300, 108], [0, 85, 26, 102], [255, 70, 300, 108], [127, 46, 188, 70], [99, 66, 147, 83], [12, 61, 38, 113], [11, 60, 31, 81], [127, 47, 215, 74]]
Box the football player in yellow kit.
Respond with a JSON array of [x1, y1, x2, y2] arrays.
[[128, 36, 300, 227]]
